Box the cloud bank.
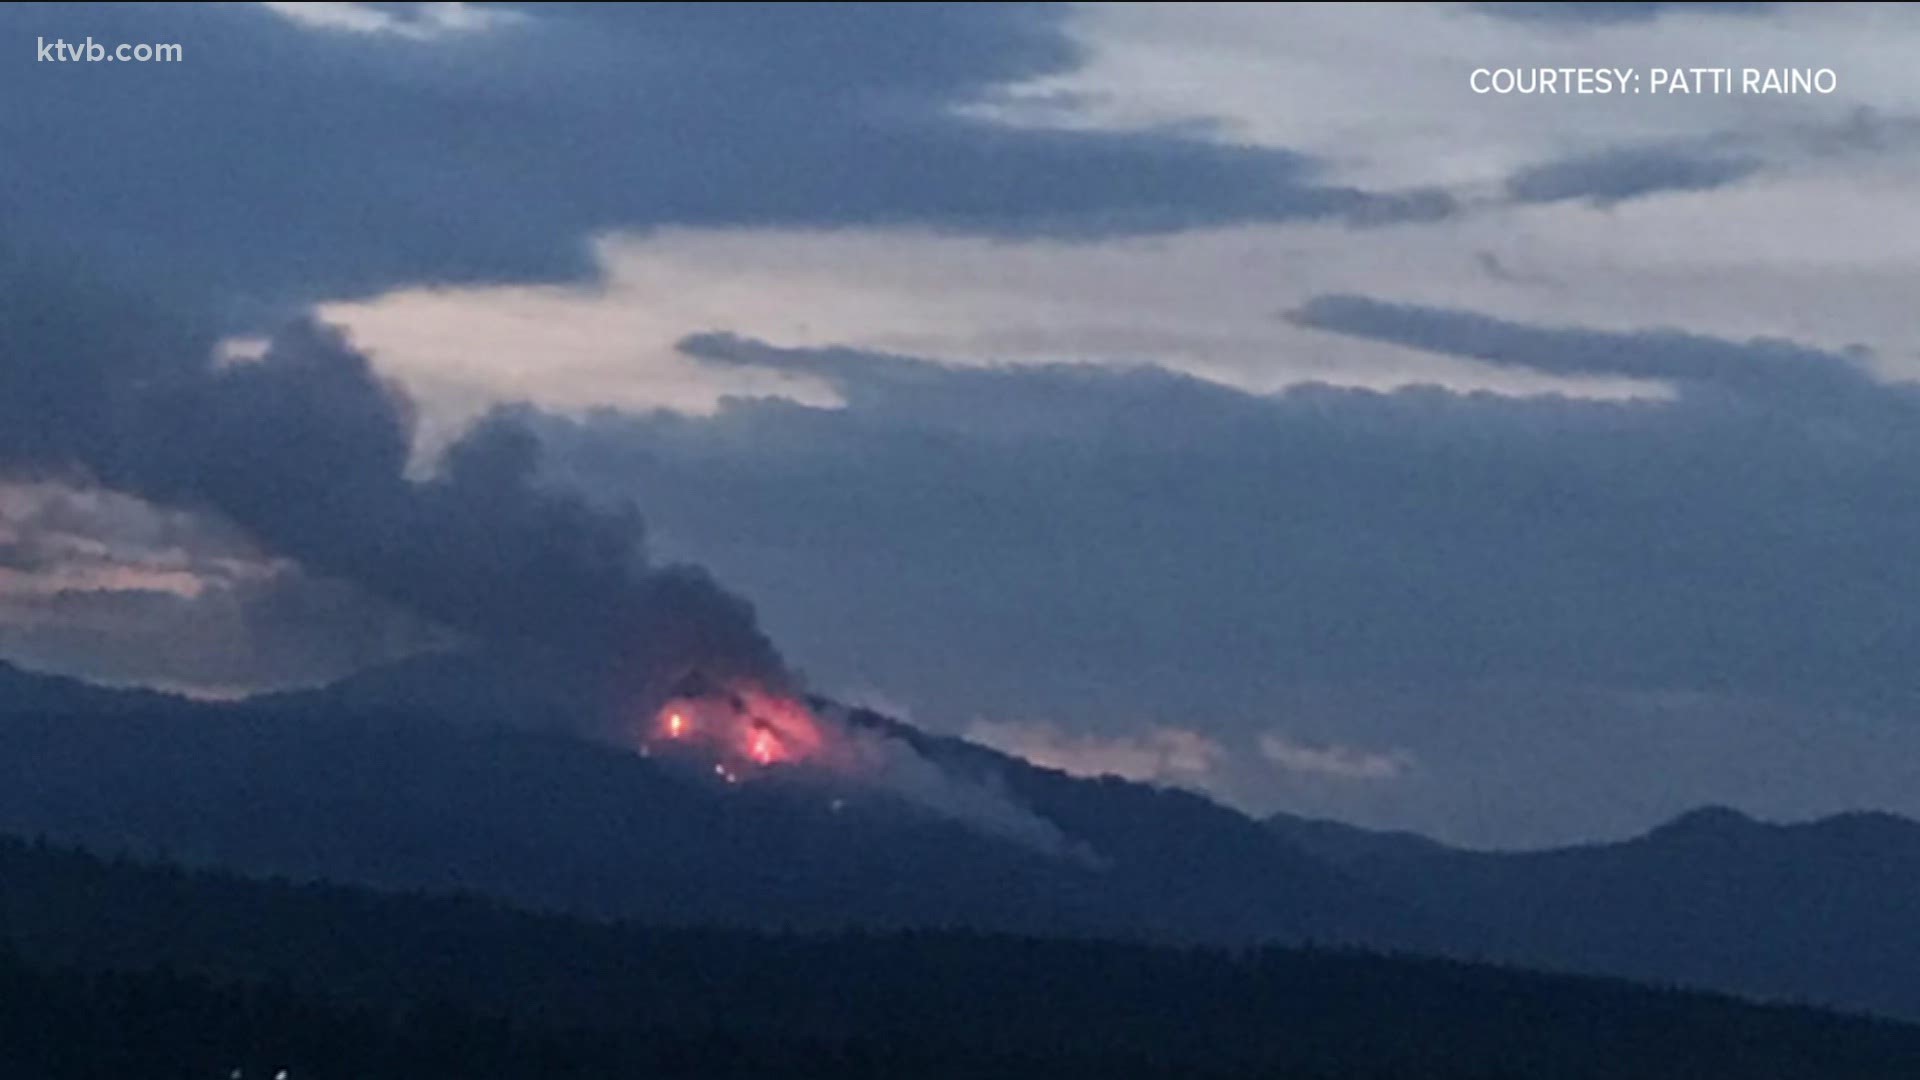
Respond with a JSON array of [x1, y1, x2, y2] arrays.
[[0, 2, 1450, 314], [513, 312, 1920, 842]]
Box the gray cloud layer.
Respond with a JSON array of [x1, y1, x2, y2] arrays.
[[1470, 3, 1774, 26], [1285, 295, 1889, 404], [0, 481, 438, 691], [2, 2, 1449, 315], [1504, 146, 1765, 206], [541, 318, 1920, 713]]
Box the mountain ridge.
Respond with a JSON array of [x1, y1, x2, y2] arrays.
[[1267, 803, 1920, 1017], [6, 654, 1920, 1019]]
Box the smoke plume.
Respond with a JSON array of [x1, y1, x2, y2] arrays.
[[0, 259, 787, 702], [812, 704, 1089, 861], [1, 260, 1099, 858]]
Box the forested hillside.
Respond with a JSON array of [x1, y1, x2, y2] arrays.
[[4, 838, 1920, 1079]]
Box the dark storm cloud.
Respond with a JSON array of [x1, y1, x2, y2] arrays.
[[1504, 146, 1765, 206], [0, 2, 1450, 316], [0, 261, 786, 704]]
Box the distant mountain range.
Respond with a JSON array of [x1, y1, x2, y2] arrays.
[[1268, 803, 1920, 1018], [3, 655, 1918, 1021]]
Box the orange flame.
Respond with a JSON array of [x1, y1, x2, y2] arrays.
[[645, 681, 824, 778]]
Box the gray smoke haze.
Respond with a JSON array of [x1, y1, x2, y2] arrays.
[[811, 703, 1092, 862], [0, 258, 788, 703]]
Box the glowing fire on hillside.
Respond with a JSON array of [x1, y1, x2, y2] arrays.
[[634, 674, 1082, 858], [643, 679, 826, 781]]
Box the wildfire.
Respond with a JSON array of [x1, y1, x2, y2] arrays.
[[643, 679, 825, 780]]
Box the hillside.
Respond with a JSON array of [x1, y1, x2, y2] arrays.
[[0, 658, 1406, 947], [4, 838, 1920, 1079], [1269, 806, 1920, 1018], [9, 657, 1920, 1023]]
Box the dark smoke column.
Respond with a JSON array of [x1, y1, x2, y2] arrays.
[[0, 265, 790, 709]]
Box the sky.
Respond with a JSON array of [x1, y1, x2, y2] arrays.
[[7, 1, 1920, 846]]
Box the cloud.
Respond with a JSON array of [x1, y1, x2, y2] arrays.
[[0, 481, 258, 599], [0, 481, 445, 689], [260, 2, 517, 39], [1505, 146, 1765, 207], [958, 1, 1920, 200], [307, 224, 1683, 455], [516, 319, 1920, 761], [0, 569, 443, 695], [1258, 733, 1411, 781], [1474, 251, 1561, 289], [1469, 3, 1773, 26], [501, 320, 1920, 841], [1284, 294, 1890, 409], [0, 3, 1452, 313], [965, 720, 1226, 787]]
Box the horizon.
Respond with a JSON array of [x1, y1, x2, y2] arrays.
[[1, 647, 1907, 857]]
